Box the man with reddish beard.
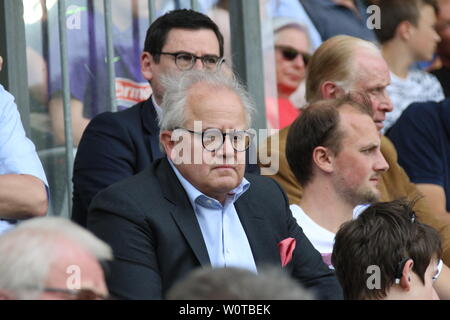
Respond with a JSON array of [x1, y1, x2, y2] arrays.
[[285, 95, 389, 268], [286, 96, 450, 299]]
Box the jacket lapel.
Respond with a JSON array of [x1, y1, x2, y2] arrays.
[[235, 196, 280, 268], [141, 97, 164, 161], [156, 159, 211, 266]]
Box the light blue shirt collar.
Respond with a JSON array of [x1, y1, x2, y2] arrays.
[[168, 159, 250, 209]]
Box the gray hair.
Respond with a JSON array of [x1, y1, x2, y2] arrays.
[[158, 70, 255, 133], [166, 266, 314, 300], [272, 17, 311, 48], [0, 217, 112, 299]]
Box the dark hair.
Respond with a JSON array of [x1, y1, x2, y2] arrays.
[[375, 0, 438, 44], [286, 94, 373, 186], [144, 9, 224, 62], [332, 199, 442, 300]]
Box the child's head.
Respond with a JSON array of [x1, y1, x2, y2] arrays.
[[332, 199, 442, 300], [375, 0, 440, 61]]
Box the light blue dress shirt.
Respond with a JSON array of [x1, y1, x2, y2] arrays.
[[0, 84, 48, 232], [169, 160, 257, 273]]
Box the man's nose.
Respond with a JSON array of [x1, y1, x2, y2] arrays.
[[374, 150, 389, 173], [192, 58, 204, 70], [376, 91, 393, 113]]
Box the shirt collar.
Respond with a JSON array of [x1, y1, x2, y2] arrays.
[[168, 159, 250, 209]]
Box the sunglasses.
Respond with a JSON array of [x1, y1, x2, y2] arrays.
[[275, 46, 310, 65]]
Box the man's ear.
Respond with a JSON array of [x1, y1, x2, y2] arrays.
[[321, 81, 344, 99], [160, 130, 175, 159], [141, 52, 154, 81], [312, 146, 334, 173], [397, 21, 413, 41], [399, 259, 414, 291]]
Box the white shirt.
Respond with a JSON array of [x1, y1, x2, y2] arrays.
[[384, 69, 444, 132], [289, 204, 369, 269]]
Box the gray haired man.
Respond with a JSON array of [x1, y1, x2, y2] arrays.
[[88, 70, 343, 300]]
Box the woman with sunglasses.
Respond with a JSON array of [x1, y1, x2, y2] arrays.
[[269, 18, 311, 129]]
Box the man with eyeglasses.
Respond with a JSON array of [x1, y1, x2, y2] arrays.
[[73, 9, 258, 228], [87, 70, 343, 300]]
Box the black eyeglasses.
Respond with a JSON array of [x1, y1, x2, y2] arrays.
[[275, 45, 310, 65], [175, 127, 253, 152], [154, 51, 225, 71], [43, 287, 112, 300]]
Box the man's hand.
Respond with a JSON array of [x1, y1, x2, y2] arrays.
[[0, 56, 3, 71]]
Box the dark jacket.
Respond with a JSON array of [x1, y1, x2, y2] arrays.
[[88, 158, 343, 300]]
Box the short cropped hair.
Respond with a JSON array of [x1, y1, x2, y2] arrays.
[[332, 200, 442, 300], [0, 217, 112, 299], [375, 0, 438, 44], [166, 266, 313, 300], [305, 35, 380, 102], [286, 94, 373, 186], [144, 9, 224, 62]]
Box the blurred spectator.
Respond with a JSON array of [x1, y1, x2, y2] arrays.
[[0, 217, 112, 300], [208, 0, 232, 65], [0, 68, 48, 234], [26, 0, 151, 146], [375, 0, 444, 132], [267, 17, 310, 129], [332, 200, 442, 300], [388, 100, 450, 220], [167, 266, 314, 300], [300, 0, 377, 43], [258, 35, 450, 267], [87, 70, 342, 300], [432, 0, 450, 97], [270, 0, 322, 50]]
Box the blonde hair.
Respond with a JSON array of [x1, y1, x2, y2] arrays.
[[305, 35, 380, 102]]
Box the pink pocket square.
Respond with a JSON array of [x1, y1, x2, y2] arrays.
[[278, 237, 296, 267]]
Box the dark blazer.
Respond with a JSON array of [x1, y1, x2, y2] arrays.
[[72, 97, 259, 227], [88, 158, 343, 300], [72, 98, 162, 226]]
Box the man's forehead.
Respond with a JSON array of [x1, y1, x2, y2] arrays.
[[163, 28, 220, 52], [185, 84, 245, 121], [353, 50, 390, 83], [339, 110, 378, 139]]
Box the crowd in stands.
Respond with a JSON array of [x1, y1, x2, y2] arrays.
[[1, 0, 450, 300]]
